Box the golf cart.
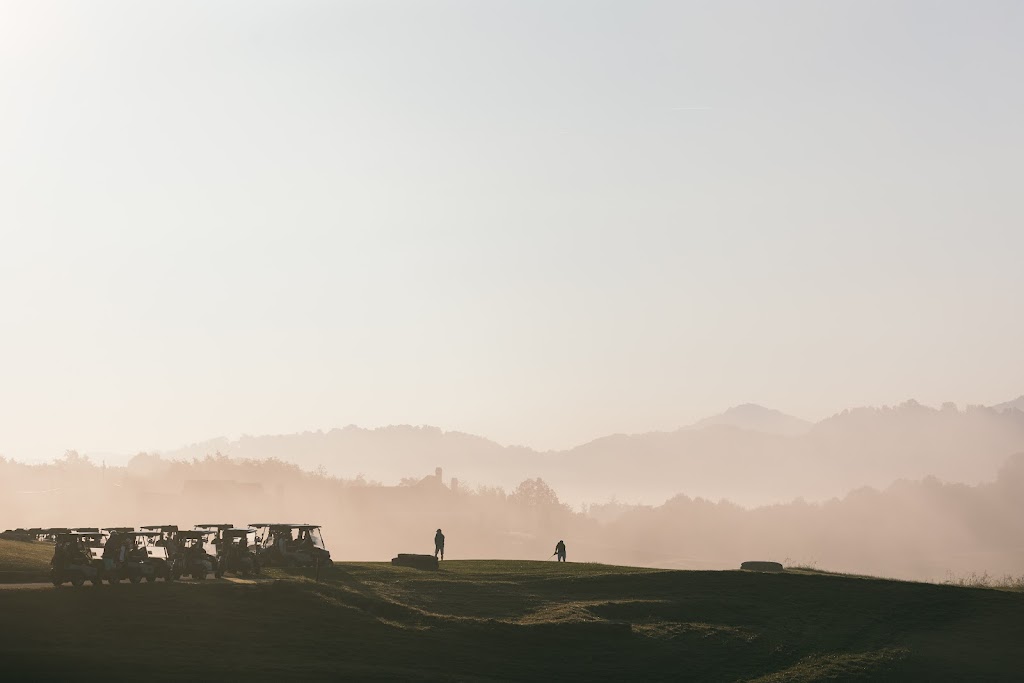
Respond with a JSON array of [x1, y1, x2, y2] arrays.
[[175, 530, 219, 580], [219, 528, 260, 577], [134, 529, 178, 581], [73, 529, 116, 583], [0, 528, 35, 541], [250, 523, 333, 568], [194, 523, 235, 570], [140, 525, 178, 543], [102, 529, 156, 584], [102, 527, 134, 536], [50, 532, 100, 587], [141, 525, 180, 574]]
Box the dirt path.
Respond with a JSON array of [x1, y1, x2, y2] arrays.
[[221, 576, 262, 585]]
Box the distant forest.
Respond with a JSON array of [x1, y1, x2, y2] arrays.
[[3, 447, 1023, 582]]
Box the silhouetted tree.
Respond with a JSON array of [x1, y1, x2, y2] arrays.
[[511, 478, 560, 507]]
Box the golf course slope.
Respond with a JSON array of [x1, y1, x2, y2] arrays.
[[0, 538, 53, 582], [1, 557, 1021, 681]]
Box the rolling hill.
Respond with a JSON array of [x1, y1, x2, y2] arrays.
[[0, 550, 1022, 681], [0, 539, 51, 582]]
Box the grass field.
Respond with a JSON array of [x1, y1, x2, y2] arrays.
[[0, 538, 53, 582], [0, 549, 1022, 681]]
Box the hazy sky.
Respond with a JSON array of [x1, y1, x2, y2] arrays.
[[2, 1, 1023, 461]]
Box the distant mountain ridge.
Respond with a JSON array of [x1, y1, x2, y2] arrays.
[[993, 395, 1024, 413], [85, 395, 1024, 508], [687, 403, 812, 436]]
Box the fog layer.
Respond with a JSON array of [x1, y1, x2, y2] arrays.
[[156, 400, 1024, 507], [5, 400, 1024, 583]]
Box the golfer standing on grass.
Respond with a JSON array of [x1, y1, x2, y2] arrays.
[[434, 528, 445, 560], [555, 540, 566, 562]]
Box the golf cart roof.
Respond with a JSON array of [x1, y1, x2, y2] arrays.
[[45, 527, 71, 533], [56, 531, 100, 537], [72, 527, 100, 532], [195, 523, 234, 529], [103, 527, 134, 532], [141, 525, 178, 531], [120, 532, 157, 537], [176, 530, 215, 539], [252, 523, 320, 530], [224, 528, 257, 537]]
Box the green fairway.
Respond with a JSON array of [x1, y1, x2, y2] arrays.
[[0, 538, 52, 582], [0, 558, 1021, 681]]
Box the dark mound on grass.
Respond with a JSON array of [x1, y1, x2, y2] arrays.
[[741, 561, 784, 572], [391, 553, 439, 570]]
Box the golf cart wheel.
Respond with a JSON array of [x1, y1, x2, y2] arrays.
[[214, 569, 223, 579], [166, 571, 175, 582], [108, 576, 120, 585], [91, 578, 101, 586], [193, 570, 206, 581], [129, 574, 141, 584], [50, 572, 62, 588], [145, 574, 155, 583], [71, 575, 84, 588]]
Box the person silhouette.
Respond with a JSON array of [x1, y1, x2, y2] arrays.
[[434, 529, 445, 560], [555, 540, 566, 562]]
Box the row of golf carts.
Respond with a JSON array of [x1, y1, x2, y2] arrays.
[[42, 523, 332, 587]]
